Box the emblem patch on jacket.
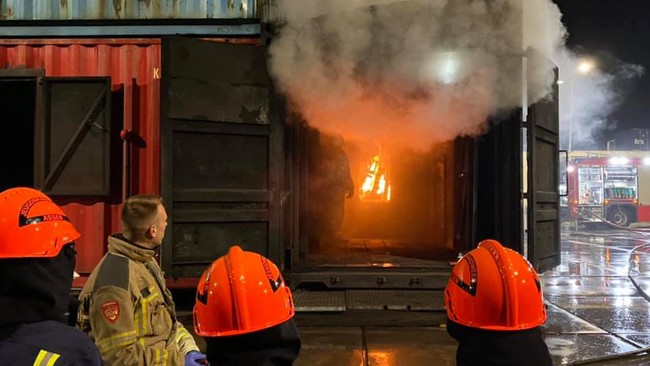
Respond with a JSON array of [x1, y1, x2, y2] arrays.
[[101, 301, 120, 322]]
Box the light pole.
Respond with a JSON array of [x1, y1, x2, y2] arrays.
[[566, 59, 596, 151]]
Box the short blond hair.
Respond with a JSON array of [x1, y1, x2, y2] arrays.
[[121, 195, 163, 241]]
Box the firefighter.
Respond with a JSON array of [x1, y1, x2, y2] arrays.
[[0, 187, 103, 365], [444, 239, 553, 366], [76, 194, 206, 365], [193, 245, 302, 365], [324, 134, 355, 241], [307, 130, 355, 248]]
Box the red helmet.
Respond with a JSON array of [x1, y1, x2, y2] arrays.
[[193, 245, 295, 337], [444, 239, 546, 331], [0, 187, 80, 258]]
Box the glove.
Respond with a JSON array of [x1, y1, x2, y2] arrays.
[[185, 351, 209, 366], [345, 184, 355, 199]]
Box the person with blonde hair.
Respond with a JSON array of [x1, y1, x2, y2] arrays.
[[77, 194, 206, 365]]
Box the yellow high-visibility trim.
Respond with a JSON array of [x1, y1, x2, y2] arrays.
[[161, 350, 169, 366], [137, 290, 158, 336], [96, 330, 137, 353], [32, 350, 61, 366], [177, 327, 189, 337], [175, 325, 191, 343], [152, 348, 170, 366], [99, 336, 140, 353]]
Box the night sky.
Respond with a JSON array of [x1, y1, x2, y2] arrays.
[[553, 0, 650, 131]]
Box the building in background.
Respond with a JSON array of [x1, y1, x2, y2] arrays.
[[608, 128, 649, 151]]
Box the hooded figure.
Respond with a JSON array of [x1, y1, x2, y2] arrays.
[[194, 246, 302, 366], [444, 239, 553, 366], [0, 187, 103, 365]]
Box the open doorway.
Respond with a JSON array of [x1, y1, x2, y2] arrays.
[[301, 124, 459, 268], [0, 78, 36, 192]]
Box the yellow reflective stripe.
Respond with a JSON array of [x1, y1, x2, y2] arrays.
[[96, 330, 138, 353], [161, 350, 169, 366], [32, 350, 46, 366], [99, 336, 139, 353], [175, 325, 190, 341], [33, 350, 60, 366], [152, 348, 170, 366], [136, 291, 157, 336], [44, 353, 60, 366], [134, 296, 145, 336]]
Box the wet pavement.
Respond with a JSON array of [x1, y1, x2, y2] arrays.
[[541, 226, 650, 365], [179, 226, 650, 365]]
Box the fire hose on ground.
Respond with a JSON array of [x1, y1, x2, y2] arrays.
[[566, 212, 650, 365]]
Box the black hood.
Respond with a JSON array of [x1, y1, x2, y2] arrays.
[[447, 318, 553, 366], [0, 243, 76, 327], [205, 317, 302, 366]]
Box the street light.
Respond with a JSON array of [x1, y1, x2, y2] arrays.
[[566, 58, 597, 151], [577, 60, 595, 75]]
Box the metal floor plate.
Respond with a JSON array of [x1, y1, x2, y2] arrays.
[[294, 290, 445, 312], [294, 291, 346, 312], [346, 290, 445, 311]]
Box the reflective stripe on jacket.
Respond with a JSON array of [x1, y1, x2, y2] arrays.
[[77, 235, 198, 366], [0, 320, 103, 366], [33, 349, 60, 366]]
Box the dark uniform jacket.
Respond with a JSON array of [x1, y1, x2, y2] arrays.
[[204, 318, 302, 366], [77, 235, 199, 366], [0, 243, 103, 366], [0, 321, 103, 366], [447, 319, 553, 366]]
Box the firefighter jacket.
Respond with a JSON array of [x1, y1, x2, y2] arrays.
[[447, 319, 553, 366], [77, 235, 199, 366], [0, 320, 103, 366]]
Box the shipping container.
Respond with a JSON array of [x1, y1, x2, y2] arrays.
[[0, 0, 260, 20], [0, 15, 561, 291], [0, 38, 163, 276]]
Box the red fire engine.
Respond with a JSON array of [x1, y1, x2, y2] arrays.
[[562, 151, 650, 227]]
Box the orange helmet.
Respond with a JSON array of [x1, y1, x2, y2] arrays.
[[193, 245, 295, 337], [444, 239, 546, 331], [0, 187, 80, 258]]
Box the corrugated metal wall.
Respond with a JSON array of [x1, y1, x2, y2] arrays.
[[0, 0, 259, 20], [0, 38, 161, 273]]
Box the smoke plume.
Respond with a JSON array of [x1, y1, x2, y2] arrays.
[[268, 0, 567, 150], [553, 49, 645, 150]]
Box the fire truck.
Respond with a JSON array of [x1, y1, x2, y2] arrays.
[[562, 150, 650, 227]]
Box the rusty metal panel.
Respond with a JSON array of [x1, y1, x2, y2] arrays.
[[0, 0, 259, 20], [165, 38, 269, 123], [160, 36, 283, 280], [0, 38, 162, 273]]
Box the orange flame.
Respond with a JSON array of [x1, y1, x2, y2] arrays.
[[359, 155, 391, 202]]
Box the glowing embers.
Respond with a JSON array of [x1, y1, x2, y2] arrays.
[[359, 154, 392, 202]]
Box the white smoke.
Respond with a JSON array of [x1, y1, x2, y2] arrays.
[[553, 49, 645, 150], [268, 0, 568, 150]]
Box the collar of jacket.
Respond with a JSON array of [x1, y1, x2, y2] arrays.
[[107, 234, 156, 263]]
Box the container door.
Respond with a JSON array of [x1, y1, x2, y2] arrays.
[[160, 36, 282, 279], [475, 111, 523, 252], [526, 49, 561, 272], [36, 77, 115, 196]]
